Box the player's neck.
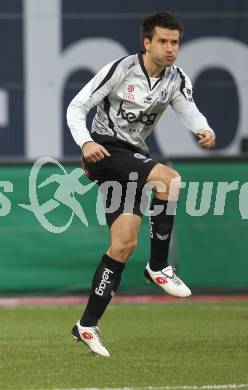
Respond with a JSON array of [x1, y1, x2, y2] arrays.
[[142, 53, 165, 78]]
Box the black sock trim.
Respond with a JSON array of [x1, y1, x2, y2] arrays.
[[153, 197, 168, 205], [152, 197, 178, 216], [102, 253, 125, 273]]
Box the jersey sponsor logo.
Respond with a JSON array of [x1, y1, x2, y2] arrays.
[[117, 101, 157, 125], [95, 268, 114, 296], [123, 92, 135, 101], [127, 84, 134, 92]]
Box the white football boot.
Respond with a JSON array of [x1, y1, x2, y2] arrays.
[[144, 263, 191, 298], [71, 321, 110, 357]]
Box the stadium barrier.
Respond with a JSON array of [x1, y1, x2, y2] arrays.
[[0, 160, 247, 294]]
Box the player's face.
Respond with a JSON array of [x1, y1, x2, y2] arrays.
[[144, 27, 180, 68]]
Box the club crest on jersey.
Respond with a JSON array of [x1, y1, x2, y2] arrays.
[[158, 89, 168, 102]]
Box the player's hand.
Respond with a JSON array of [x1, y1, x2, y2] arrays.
[[82, 141, 111, 163], [195, 130, 216, 150]]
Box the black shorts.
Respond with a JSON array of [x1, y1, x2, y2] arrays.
[[82, 133, 157, 227]]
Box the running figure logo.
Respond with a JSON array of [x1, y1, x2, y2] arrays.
[[19, 157, 96, 233]]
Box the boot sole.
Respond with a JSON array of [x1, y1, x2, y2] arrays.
[[144, 268, 155, 284], [71, 324, 81, 342]]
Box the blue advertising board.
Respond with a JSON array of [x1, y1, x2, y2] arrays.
[[0, 0, 247, 159]]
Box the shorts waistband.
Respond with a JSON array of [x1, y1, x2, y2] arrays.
[[91, 132, 150, 157]]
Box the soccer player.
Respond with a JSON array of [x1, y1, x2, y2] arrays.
[[67, 12, 215, 357]]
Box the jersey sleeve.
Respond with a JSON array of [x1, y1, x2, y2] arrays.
[[170, 68, 215, 135], [66, 57, 124, 148]]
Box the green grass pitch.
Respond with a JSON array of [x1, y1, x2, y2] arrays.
[[0, 302, 248, 390]]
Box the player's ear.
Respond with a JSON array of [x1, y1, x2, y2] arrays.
[[144, 37, 151, 52]]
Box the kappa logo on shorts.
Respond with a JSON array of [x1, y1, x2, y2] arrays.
[[134, 153, 152, 163]]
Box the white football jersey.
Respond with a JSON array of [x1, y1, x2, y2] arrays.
[[67, 53, 214, 152]]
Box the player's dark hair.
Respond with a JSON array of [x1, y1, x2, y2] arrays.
[[140, 11, 184, 44]]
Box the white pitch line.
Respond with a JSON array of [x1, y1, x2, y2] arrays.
[[53, 385, 248, 390]]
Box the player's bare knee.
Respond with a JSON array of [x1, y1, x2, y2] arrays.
[[161, 167, 180, 185], [153, 166, 181, 199], [110, 239, 137, 261], [119, 239, 137, 258], [169, 170, 181, 189]]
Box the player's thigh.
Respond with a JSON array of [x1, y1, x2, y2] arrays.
[[146, 163, 181, 201], [109, 214, 141, 247], [146, 163, 180, 189], [147, 163, 181, 197]]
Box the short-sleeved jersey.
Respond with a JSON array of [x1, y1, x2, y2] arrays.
[[67, 53, 213, 152]]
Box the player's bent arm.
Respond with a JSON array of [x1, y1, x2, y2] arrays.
[[66, 60, 121, 150], [171, 95, 215, 144], [170, 72, 215, 149]]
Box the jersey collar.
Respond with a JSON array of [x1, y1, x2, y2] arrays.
[[138, 52, 165, 91]]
